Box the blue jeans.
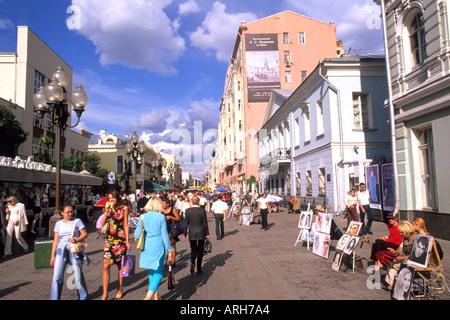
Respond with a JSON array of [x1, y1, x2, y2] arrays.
[[51, 248, 88, 300]]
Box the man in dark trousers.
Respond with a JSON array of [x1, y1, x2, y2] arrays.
[[183, 196, 210, 274]]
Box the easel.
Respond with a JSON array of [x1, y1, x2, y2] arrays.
[[294, 204, 311, 249]]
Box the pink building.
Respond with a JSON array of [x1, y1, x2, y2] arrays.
[[212, 11, 340, 192]]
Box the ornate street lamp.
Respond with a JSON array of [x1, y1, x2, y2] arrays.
[[126, 132, 146, 192], [33, 67, 88, 237]]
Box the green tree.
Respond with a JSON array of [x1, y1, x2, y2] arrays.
[[38, 134, 54, 165], [0, 102, 29, 157]]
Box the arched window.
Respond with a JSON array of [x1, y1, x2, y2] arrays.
[[409, 12, 427, 65]]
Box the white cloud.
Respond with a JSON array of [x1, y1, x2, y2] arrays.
[[179, 0, 200, 16], [71, 0, 186, 74], [0, 16, 14, 29], [189, 1, 257, 61]]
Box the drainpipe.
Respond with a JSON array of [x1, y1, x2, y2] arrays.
[[318, 61, 344, 215], [379, 0, 401, 215]]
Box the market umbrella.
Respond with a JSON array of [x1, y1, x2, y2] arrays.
[[266, 194, 284, 202], [215, 186, 228, 192], [94, 196, 108, 207]]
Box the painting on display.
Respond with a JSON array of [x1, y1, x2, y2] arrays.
[[409, 234, 434, 269], [365, 165, 381, 209], [312, 233, 331, 259], [343, 236, 359, 255], [381, 163, 394, 212], [298, 211, 313, 229], [331, 251, 344, 272], [392, 264, 415, 300], [336, 234, 352, 252], [315, 212, 333, 234], [346, 221, 362, 236]]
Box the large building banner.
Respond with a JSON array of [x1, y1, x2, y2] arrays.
[[245, 34, 280, 102]]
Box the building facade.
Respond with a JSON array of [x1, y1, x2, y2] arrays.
[[376, 0, 450, 239], [0, 26, 88, 161], [259, 53, 391, 214], [210, 11, 340, 194]]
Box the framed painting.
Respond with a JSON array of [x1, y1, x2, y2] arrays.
[[343, 236, 359, 255], [312, 233, 331, 259], [298, 211, 313, 229], [392, 264, 415, 300], [336, 234, 351, 252], [346, 221, 362, 236], [316, 212, 333, 234], [331, 251, 343, 272], [409, 234, 434, 269]]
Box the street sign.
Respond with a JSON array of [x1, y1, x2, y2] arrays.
[[108, 172, 115, 184]]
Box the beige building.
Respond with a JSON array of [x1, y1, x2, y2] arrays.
[[210, 11, 340, 193], [88, 129, 182, 192], [0, 26, 88, 160]]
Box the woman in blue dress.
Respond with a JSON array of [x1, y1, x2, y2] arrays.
[[134, 197, 173, 300]]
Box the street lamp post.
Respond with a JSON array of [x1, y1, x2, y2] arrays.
[[33, 67, 88, 237], [126, 132, 145, 193]]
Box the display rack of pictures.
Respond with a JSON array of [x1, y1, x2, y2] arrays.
[[312, 211, 333, 259], [331, 221, 362, 272]]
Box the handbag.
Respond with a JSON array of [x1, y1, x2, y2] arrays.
[[171, 220, 184, 238], [167, 263, 175, 290], [70, 219, 88, 253], [135, 215, 145, 250], [204, 239, 212, 254], [120, 252, 136, 277], [100, 222, 109, 235]]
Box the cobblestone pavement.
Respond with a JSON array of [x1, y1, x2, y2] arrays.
[[1, 207, 449, 304]]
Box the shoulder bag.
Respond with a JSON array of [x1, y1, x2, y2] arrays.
[[135, 215, 145, 250], [70, 219, 88, 253]]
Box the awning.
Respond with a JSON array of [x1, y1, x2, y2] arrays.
[[0, 166, 102, 186]]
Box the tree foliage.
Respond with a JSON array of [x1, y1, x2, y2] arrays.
[[0, 102, 29, 157]]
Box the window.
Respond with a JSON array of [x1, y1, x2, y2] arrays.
[[303, 107, 310, 143], [301, 71, 307, 82], [306, 170, 312, 195], [294, 117, 300, 147], [316, 100, 324, 136], [319, 168, 326, 195], [237, 81, 241, 91], [239, 120, 242, 131], [285, 71, 291, 83], [409, 12, 427, 66], [284, 51, 291, 66], [298, 32, 306, 44], [34, 70, 45, 93], [353, 93, 370, 130], [283, 32, 289, 44], [296, 172, 301, 195], [117, 155, 124, 174], [417, 128, 436, 209]]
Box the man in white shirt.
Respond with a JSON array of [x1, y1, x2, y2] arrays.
[[210, 194, 228, 240], [357, 182, 373, 235]]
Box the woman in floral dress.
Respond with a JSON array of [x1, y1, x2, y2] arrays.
[[100, 190, 130, 300]]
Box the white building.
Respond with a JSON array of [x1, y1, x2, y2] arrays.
[[375, 0, 450, 239], [259, 53, 391, 215]]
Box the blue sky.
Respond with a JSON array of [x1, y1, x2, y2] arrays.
[[0, 0, 384, 178]]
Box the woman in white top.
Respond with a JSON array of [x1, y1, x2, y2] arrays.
[[3, 196, 29, 258], [344, 187, 359, 230], [50, 204, 89, 300], [258, 193, 271, 231]]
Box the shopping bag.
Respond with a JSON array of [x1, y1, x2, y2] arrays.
[[120, 253, 136, 277]]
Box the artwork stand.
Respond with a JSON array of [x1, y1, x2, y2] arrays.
[[294, 204, 312, 250]]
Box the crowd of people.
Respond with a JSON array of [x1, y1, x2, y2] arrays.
[[2, 184, 442, 300]]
